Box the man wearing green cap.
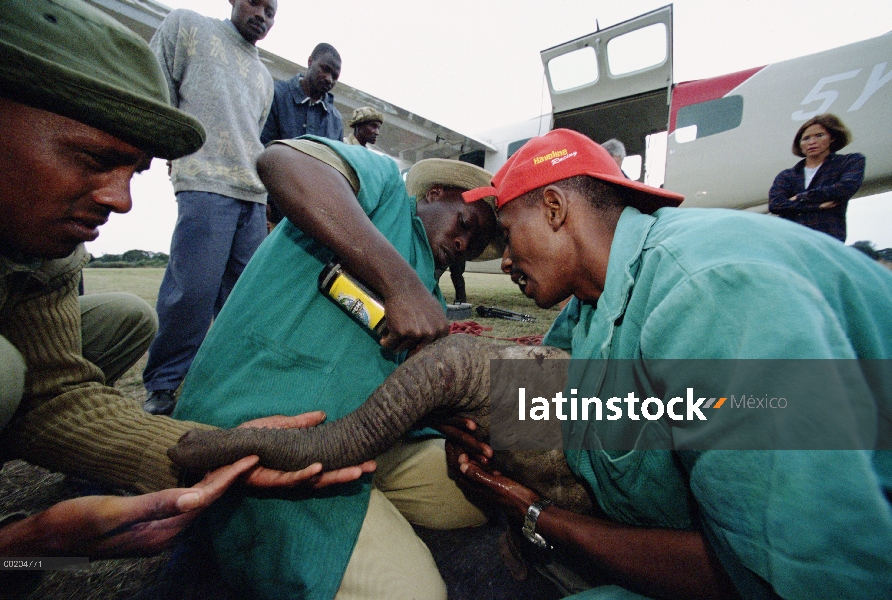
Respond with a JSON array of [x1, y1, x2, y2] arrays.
[[346, 106, 384, 147], [0, 0, 368, 559], [141, 0, 279, 416]]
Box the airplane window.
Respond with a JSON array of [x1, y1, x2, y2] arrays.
[[675, 126, 697, 144], [622, 155, 642, 180], [607, 23, 667, 76], [507, 138, 532, 158], [548, 46, 598, 91], [675, 95, 744, 143]]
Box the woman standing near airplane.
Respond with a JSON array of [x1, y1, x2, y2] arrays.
[[768, 113, 865, 241]]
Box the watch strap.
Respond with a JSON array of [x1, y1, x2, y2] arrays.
[[522, 498, 553, 550]]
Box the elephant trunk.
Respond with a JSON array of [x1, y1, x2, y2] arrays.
[[168, 334, 500, 473]]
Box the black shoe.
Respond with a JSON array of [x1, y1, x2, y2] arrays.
[[144, 389, 177, 416]]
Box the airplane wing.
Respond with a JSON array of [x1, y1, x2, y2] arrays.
[[84, 0, 494, 171], [258, 55, 496, 170]]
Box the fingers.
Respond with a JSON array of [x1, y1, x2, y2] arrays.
[[459, 462, 502, 497], [29, 457, 262, 560], [62, 487, 205, 548], [310, 460, 377, 488], [380, 328, 440, 354], [444, 440, 466, 477], [458, 459, 491, 480], [84, 494, 197, 558], [438, 423, 492, 464], [377, 300, 449, 353], [238, 411, 327, 430], [244, 459, 377, 489], [444, 416, 478, 431], [378, 328, 400, 351], [243, 462, 324, 488], [186, 455, 261, 506]]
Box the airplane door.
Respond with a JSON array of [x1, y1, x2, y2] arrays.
[[540, 5, 673, 182]]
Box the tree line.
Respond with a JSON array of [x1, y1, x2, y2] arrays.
[[86, 250, 169, 268], [86, 243, 890, 269]]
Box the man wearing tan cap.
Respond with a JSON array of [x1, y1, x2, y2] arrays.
[[172, 149, 501, 599], [0, 0, 367, 559], [346, 106, 384, 147], [450, 129, 892, 598]]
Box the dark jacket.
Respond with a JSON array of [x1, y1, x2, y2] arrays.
[[768, 152, 866, 241], [260, 75, 344, 145]]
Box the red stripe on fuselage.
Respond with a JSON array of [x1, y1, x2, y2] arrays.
[[669, 66, 765, 132]]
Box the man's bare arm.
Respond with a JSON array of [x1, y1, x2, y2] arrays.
[[257, 145, 448, 351]]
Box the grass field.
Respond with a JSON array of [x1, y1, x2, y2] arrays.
[[79, 267, 561, 404], [83, 267, 561, 341], [83, 267, 168, 307]]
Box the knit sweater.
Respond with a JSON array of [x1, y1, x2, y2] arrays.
[[151, 10, 274, 204], [0, 246, 213, 493]]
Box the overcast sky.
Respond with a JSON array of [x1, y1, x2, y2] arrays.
[[86, 0, 892, 256]]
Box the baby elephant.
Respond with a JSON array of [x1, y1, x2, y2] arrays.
[[168, 334, 593, 512]]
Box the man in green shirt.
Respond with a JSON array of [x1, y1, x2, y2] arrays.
[[174, 141, 502, 599], [0, 0, 367, 561], [452, 128, 892, 599]]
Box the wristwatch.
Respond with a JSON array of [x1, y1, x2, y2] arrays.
[[522, 498, 553, 550]]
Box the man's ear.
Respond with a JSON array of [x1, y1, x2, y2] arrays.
[[424, 185, 444, 204], [542, 186, 569, 231]]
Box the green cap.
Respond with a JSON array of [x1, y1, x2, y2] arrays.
[[348, 106, 384, 128], [0, 0, 205, 159]]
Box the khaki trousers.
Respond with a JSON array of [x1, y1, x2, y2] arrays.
[[336, 438, 488, 600], [0, 336, 24, 431], [0, 292, 156, 431]]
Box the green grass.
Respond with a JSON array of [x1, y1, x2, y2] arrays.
[[82, 267, 166, 307], [438, 272, 560, 339], [83, 268, 561, 341]]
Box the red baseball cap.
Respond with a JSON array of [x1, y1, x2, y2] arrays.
[[462, 129, 684, 212]]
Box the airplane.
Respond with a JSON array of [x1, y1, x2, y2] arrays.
[[472, 4, 892, 211], [85, 1, 890, 269]]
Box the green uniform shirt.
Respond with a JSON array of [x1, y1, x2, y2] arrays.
[[546, 207, 892, 599], [175, 137, 442, 599]]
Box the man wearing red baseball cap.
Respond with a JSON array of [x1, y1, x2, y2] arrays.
[[452, 129, 892, 598]]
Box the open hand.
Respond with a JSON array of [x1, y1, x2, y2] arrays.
[[0, 456, 259, 559]]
